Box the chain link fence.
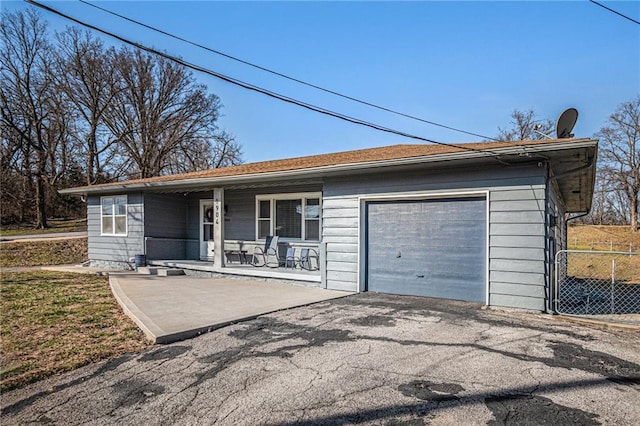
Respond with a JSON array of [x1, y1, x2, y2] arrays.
[[555, 250, 640, 315], [569, 239, 636, 253]]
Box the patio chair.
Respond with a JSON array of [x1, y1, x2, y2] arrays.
[[298, 248, 319, 271], [252, 236, 279, 267], [282, 247, 296, 269]]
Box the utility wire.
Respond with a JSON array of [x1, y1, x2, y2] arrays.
[[589, 0, 640, 26], [78, 0, 498, 141], [27, 0, 544, 163]]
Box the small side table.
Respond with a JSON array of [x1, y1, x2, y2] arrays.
[[225, 250, 248, 264]]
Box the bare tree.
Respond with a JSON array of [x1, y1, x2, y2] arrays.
[[585, 175, 628, 225], [1, 10, 243, 226], [0, 9, 69, 228], [104, 48, 234, 179], [596, 96, 640, 231], [55, 27, 121, 184], [164, 131, 243, 175], [212, 131, 243, 168], [0, 123, 34, 223], [496, 109, 554, 141]]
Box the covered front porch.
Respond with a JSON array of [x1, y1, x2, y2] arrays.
[[141, 183, 324, 284]]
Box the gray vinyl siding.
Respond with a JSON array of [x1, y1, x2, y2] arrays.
[[144, 193, 190, 260], [145, 194, 188, 238], [488, 187, 547, 311], [323, 164, 549, 310], [224, 189, 257, 241], [322, 197, 359, 292], [87, 193, 144, 264], [549, 181, 567, 251], [547, 181, 568, 311]]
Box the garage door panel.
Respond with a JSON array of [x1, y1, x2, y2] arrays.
[[366, 197, 486, 303]]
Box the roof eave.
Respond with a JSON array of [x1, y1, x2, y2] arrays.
[[550, 141, 598, 213], [59, 138, 598, 196]]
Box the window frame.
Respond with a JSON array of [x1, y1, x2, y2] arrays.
[[100, 195, 128, 236], [255, 192, 322, 242]]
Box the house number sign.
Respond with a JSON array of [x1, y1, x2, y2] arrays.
[[214, 198, 220, 225]]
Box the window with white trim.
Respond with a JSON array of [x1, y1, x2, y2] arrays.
[[101, 195, 127, 236], [256, 193, 321, 241]]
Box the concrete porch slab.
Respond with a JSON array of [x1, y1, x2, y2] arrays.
[[148, 259, 322, 283], [109, 274, 350, 344]]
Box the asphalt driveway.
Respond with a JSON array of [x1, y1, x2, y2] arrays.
[[2, 293, 639, 425]]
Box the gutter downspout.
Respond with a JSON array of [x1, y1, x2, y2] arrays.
[[544, 162, 552, 313], [565, 211, 590, 224], [546, 155, 595, 313]]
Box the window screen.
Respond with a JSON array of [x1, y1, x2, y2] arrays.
[[275, 199, 302, 239]]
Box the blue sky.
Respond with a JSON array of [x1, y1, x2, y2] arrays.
[[4, 1, 639, 162]]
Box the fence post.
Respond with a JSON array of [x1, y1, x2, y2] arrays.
[[611, 258, 616, 314]]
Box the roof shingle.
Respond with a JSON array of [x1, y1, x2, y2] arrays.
[[68, 138, 587, 191]]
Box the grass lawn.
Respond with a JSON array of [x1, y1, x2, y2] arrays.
[[0, 271, 149, 392], [0, 238, 88, 268], [0, 218, 87, 237]]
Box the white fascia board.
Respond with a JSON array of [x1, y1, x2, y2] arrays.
[[59, 139, 598, 196]]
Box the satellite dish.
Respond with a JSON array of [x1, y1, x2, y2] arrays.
[[556, 108, 578, 139]]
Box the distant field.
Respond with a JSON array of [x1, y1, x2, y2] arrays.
[[568, 225, 640, 252], [0, 218, 86, 237], [566, 225, 640, 283]]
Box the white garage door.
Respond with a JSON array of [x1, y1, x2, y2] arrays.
[[366, 197, 486, 302]]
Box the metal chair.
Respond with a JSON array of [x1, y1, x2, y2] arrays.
[[298, 248, 319, 271], [252, 236, 279, 267], [282, 247, 296, 269]]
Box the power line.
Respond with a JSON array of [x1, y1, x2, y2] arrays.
[[589, 0, 640, 26], [78, 0, 498, 141], [27, 0, 537, 163]]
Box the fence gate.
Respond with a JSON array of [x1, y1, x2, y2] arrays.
[[555, 250, 640, 315]]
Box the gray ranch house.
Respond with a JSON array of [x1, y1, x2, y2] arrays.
[[61, 138, 598, 312]]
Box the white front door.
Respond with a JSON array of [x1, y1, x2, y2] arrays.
[[200, 200, 215, 261]]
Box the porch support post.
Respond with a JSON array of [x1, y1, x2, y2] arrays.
[[213, 188, 225, 267]]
